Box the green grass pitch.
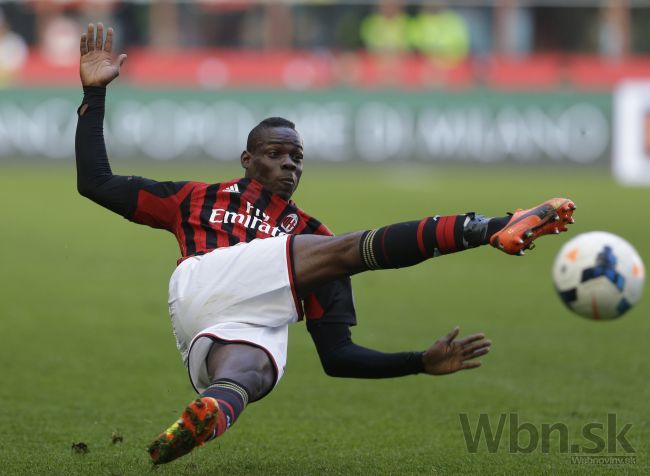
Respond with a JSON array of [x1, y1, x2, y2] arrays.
[[0, 162, 648, 475]]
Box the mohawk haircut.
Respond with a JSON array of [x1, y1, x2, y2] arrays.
[[246, 117, 296, 152]]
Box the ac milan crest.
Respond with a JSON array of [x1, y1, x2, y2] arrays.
[[281, 213, 299, 232]]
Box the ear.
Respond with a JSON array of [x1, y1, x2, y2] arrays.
[[240, 150, 251, 169]]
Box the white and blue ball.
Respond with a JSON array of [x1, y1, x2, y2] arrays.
[[552, 231, 645, 320]]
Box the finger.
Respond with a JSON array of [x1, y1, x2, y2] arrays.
[[116, 53, 127, 68], [80, 32, 88, 56], [460, 361, 482, 370], [463, 340, 491, 356], [87, 23, 95, 51], [105, 27, 113, 52], [464, 347, 490, 360], [96, 22, 104, 50], [445, 326, 460, 344], [457, 332, 486, 346]]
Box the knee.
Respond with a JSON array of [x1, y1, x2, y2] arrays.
[[240, 364, 275, 401], [206, 343, 275, 402]]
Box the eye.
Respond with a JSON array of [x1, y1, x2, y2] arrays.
[[293, 154, 303, 161], [268, 149, 278, 158]]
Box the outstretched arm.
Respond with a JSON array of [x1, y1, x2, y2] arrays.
[[308, 321, 490, 378], [305, 279, 491, 378]]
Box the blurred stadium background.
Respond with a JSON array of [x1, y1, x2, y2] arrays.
[[1, 1, 649, 474]]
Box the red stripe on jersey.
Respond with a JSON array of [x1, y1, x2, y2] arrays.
[[134, 182, 195, 230], [285, 236, 304, 320], [212, 182, 235, 249], [416, 217, 428, 258], [292, 217, 309, 235], [190, 185, 208, 252], [259, 193, 287, 239], [232, 187, 250, 244]]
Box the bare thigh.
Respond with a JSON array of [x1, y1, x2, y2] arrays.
[[206, 342, 275, 402], [291, 232, 366, 296]]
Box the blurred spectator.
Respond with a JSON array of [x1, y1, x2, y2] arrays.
[[0, 8, 27, 86], [40, 14, 79, 66], [599, 0, 630, 59], [360, 0, 409, 53], [495, 0, 533, 57], [409, 5, 470, 66]]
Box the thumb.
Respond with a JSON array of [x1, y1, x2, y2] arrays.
[[117, 53, 127, 68], [445, 326, 460, 344]]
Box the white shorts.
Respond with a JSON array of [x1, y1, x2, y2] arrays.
[[168, 235, 300, 393]]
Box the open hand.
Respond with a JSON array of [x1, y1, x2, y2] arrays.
[[422, 327, 491, 375], [80, 23, 127, 87]]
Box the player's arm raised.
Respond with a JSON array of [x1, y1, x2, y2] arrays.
[[76, 24, 188, 229]]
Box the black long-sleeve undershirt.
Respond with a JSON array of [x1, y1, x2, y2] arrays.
[[308, 322, 424, 378], [75, 86, 155, 219], [75, 87, 425, 379]]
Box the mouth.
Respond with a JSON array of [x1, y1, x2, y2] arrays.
[[279, 177, 295, 187]]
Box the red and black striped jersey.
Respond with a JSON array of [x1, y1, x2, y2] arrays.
[[130, 177, 331, 262]]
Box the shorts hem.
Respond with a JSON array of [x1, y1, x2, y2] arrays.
[[285, 235, 303, 321]]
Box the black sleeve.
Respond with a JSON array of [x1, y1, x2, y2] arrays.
[[307, 321, 425, 379], [75, 86, 157, 219]]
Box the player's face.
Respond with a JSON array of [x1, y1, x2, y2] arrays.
[[241, 127, 304, 200]]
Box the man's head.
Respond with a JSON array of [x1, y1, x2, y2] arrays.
[[241, 117, 303, 200]]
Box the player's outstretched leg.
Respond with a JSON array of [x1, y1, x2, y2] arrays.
[[489, 198, 576, 256], [291, 197, 575, 295]]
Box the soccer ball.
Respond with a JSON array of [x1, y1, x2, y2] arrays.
[[552, 231, 645, 320]]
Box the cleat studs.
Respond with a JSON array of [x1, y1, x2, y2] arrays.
[[498, 243, 504, 250], [551, 214, 559, 222], [569, 217, 575, 224], [518, 250, 525, 256], [553, 228, 560, 234], [524, 230, 533, 239], [518, 238, 524, 244], [527, 243, 536, 251]]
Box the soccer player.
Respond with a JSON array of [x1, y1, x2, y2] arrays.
[[76, 24, 575, 465]]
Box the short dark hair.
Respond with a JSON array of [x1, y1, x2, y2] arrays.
[[246, 117, 296, 152]]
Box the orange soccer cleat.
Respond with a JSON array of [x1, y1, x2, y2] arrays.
[[490, 198, 576, 256], [148, 397, 220, 465]]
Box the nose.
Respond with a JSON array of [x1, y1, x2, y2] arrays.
[[281, 155, 297, 170]]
